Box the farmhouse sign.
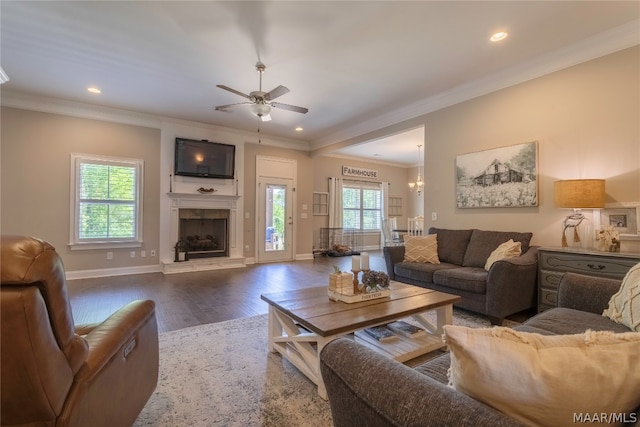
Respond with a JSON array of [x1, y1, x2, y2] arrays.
[[342, 165, 379, 179]]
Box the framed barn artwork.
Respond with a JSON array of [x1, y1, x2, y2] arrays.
[[455, 141, 538, 208]]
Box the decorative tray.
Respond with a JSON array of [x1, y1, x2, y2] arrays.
[[327, 288, 391, 304]]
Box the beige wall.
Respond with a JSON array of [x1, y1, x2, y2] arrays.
[[317, 46, 640, 252], [423, 46, 639, 251], [1, 107, 161, 271]]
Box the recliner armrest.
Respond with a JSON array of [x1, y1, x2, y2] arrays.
[[62, 300, 159, 426], [77, 299, 157, 377]]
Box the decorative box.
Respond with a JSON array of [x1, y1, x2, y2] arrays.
[[328, 272, 354, 295]]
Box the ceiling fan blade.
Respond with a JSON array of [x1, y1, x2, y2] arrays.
[[264, 85, 289, 101], [214, 102, 251, 111], [216, 85, 251, 99], [270, 101, 309, 114]]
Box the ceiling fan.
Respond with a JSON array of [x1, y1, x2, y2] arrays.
[[215, 62, 309, 122]]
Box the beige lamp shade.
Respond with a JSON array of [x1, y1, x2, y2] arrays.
[[554, 179, 605, 209]]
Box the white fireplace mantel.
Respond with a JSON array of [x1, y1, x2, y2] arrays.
[[163, 192, 244, 273], [167, 192, 240, 203]]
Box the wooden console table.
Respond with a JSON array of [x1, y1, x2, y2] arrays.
[[537, 247, 640, 312]]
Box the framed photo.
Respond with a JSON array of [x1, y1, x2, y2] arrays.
[[455, 141, 538, 208], [594, 202, 640, 240]]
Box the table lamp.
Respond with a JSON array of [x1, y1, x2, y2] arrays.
[[554, 179, 605, 248]]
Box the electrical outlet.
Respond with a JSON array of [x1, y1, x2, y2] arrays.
[[431, 212, 438, 221], [141, 250, 146, 258], [130, 251, 136, 258], [150, 250, 156, 257], [106, 252, 113, 260]]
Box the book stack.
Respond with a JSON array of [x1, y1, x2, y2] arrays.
[[387, 321, 426, 338], [363, 325, 397, 342]]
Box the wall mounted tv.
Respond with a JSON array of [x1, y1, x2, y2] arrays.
[[174, 138, 236, 179]]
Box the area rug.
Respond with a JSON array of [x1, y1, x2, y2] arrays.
[[133, 309, 519, 426]]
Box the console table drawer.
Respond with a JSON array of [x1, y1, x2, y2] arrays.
[[540, 252, 637, 279], [537, 248, 640, 313], [539, 288, 558, 311]]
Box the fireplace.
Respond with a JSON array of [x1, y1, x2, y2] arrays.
[[178, 209, 229, 259]]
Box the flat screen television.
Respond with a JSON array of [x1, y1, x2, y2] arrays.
[[174, 138, 235, 179]]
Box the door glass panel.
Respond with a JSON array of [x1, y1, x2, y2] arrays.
[[265, 184, 286, 252]]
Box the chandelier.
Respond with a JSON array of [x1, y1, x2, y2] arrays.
[[408, 144, 424, 195]]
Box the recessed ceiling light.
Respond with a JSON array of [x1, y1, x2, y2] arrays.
[[295, 126, 304, 132], [87, 86, 101, 94], [490, 31, 508, 42]]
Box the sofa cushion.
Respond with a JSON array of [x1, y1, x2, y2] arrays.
[[432, 267, 487, 294], [603, 261, 640, 332], [462, 230, 533, 268], [427, 228, 473, 265], [394, 262, 458, 284], [484, 239, 521, 271], [403, 235, 440, 264], [519, 307, 630, 334], [444, 325, 640, 427], [525, 307, 632, 335]]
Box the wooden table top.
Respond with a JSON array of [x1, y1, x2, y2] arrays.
[[261, 282, 461, 337]]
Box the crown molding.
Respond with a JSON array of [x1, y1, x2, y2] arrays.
[[311, 19, 640, 150], [322, 153, 410, 169], [1, 90, 312, 152], [1, 90, 163, 128]]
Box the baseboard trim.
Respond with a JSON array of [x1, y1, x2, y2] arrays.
[[66, 264, 162, 280], [296, 253, 314, 261]]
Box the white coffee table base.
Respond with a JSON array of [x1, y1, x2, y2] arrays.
[[267, 304, 452, 400]]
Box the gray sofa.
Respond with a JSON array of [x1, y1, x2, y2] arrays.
[[320, 272, 637, 427], [383, 228, 538, 324]]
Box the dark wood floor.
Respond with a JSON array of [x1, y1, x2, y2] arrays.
[[68, 251, 390, 333], [69, 251, 534, 333]]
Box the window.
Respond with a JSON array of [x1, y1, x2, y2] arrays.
[[342, 183, 381, 230], [70, 154, 143, 249]]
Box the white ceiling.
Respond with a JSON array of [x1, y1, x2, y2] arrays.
[[1, 1, 639, 166]]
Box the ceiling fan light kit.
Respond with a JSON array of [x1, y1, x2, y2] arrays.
[[249, 103, 271, 121], [215, 62, 308, 123]]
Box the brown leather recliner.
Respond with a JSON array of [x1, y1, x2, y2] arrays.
[[1, 235, 159, 427]]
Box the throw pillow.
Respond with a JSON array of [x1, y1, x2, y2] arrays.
[[443, 325, 640, 427], [403, 235, 440, 264], [483, 239, 521, 271], [603, 261, 640, 332]]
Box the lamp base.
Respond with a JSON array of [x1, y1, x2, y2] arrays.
[[561, 212, 593, 249]]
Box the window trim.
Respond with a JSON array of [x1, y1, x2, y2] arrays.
[[69, 153, 144, 250]]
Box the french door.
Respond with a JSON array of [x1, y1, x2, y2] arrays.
[[257, 178, 294, 263]]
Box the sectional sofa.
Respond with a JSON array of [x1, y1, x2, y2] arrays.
[[383, 228, 538, 324], [320, 272, 639, 427]]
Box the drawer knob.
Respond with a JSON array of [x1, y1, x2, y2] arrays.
[[587, 264, 606, 271]]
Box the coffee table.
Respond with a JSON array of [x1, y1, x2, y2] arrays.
[[260, 281, 461, 399]]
